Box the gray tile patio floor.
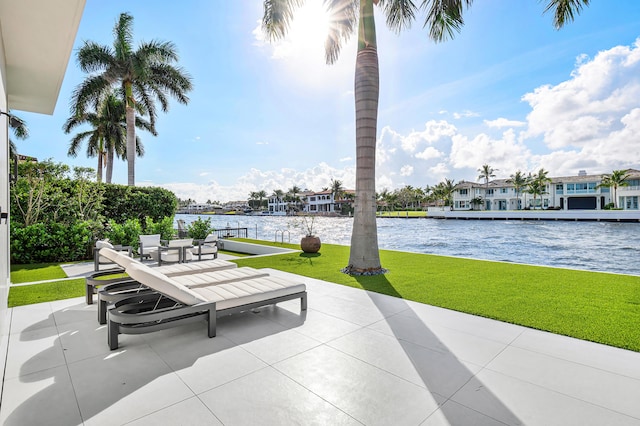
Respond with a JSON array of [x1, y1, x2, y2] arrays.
[[2, 265, 640, 425]]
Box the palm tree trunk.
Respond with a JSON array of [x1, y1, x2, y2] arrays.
[[125, 83, 136, 186], [96, 153, 103, 183], [347, 20, 382, 275], [106, 147, 114, 183]]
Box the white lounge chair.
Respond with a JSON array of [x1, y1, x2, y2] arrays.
[[191, 233, 219, 261], [93, 240, 132, 272], [107, 262, 307, 350], [150, 238, 194, 265], [138, 234, 162, 261]]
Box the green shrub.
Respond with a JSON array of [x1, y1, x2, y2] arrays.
[[144, 216, 175, 241], [187, 217, 214, 240], [101, 185, 177, 223], [104, 218, 143, 251], [10, 221, 94, 263]]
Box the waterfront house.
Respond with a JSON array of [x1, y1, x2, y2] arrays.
[[453, 169, 640, 211], [303, 190, 335, 214]]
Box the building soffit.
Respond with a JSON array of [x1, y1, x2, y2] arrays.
[[0, 0, 85, 114]]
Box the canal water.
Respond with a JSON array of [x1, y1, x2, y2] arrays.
[[177, 215, 640, 276]]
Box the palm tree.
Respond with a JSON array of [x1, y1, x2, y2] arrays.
[[7, 112, 28, 159], [72, 12, 193, 186], [248, 191, 258, 209], [477, 164, 497, 210], [527, 168, 551, 209], [598, 169, 630, 209], [507, 170, 529, 210], [256, 190, 267, 211], [262, 1, 589, 273], [64, 90, 153, 183], [289, 185, 302, 211]]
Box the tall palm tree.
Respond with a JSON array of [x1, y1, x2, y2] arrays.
[[262, 0, 589, 274], [598, 169, 630, 209], [256, 190, 267, 211], [72, 12, 193, 186], [507, 170, 529, 210], [527, 168, 551, 209], [330, 179, 344, 212], [64, 91, 153, 183], [289, 185, 302, 211], [477, 164, 497, 210]]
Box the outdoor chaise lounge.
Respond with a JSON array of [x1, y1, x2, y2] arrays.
[[86, 247, 238, 304], [107, 262, 307, 350], [96, 263, 270, 324]]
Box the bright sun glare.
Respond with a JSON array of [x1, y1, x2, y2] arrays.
[[288, 2, 331, 48]]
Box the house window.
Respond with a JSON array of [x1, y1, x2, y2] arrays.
[[626, 196, 638, 210], [310, 197, 316, 201], [500, 188, 508, 194], [556, 184, 563, 194], [459, 189, 468, 195], [486, 189, 494, 195]]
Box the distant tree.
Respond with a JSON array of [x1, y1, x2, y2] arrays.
[[527, 168, 551, 209], [470, 196, 484, 211], [72, 12, 193, 186], [256, 190, 267, 210], [507, 170, 529, 210], [598, 169, 631, 209], [434, 179, 456, 207], [477, 164, 497, 210]]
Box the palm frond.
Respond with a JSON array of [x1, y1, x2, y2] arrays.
[[324, 0, 358, 64], [542, 0, 589, 29], [69, 76, 112, 115], [421, 0, 473, 43], [77, 41, 114, 73], [113, 12, 134, 61], [262, 0, 306, 41], [379, 0, 418, 33]]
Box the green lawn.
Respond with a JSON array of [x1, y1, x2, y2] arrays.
[[231, 239, 640, 352], [9, 279, 87, 307], [10, 263, 67, 283]]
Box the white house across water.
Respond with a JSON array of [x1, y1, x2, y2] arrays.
[[453, 169, 640, 211]]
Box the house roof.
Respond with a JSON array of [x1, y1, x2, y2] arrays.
[[1, 0, 86, 114]]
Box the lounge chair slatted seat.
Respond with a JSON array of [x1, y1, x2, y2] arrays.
[[171, 267, 269, 288], [86, 248, 237, 304], [107, 262, 307, 350], [97, 266, 268, 324]]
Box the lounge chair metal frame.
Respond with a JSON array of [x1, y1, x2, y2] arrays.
[[86, 268, 129, 304], [108, 289, 307, 350]]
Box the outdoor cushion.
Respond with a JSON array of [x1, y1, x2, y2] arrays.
[[190, 276, 306, 310], [154, 259, 236, 276], [125, 262, 206, 305], [172, 267, 269, 288]]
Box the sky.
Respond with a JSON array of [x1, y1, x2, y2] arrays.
[[13, 1, 640, 203]]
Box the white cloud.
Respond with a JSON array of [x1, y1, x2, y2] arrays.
[[484, 118, 526, 128], [339, 156, 353, 162], [523, 38, 640, 150], [449, 129, 531, 173], [415, 146, 442, 160], [453, 110, 480, 119], [400, 165, 414, 176], [256, 141, 269, 145]]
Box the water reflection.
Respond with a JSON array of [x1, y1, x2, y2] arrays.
[[177, 215, 640, 276]]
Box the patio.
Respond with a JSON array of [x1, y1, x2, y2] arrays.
[[2, 266, 640, 425]]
